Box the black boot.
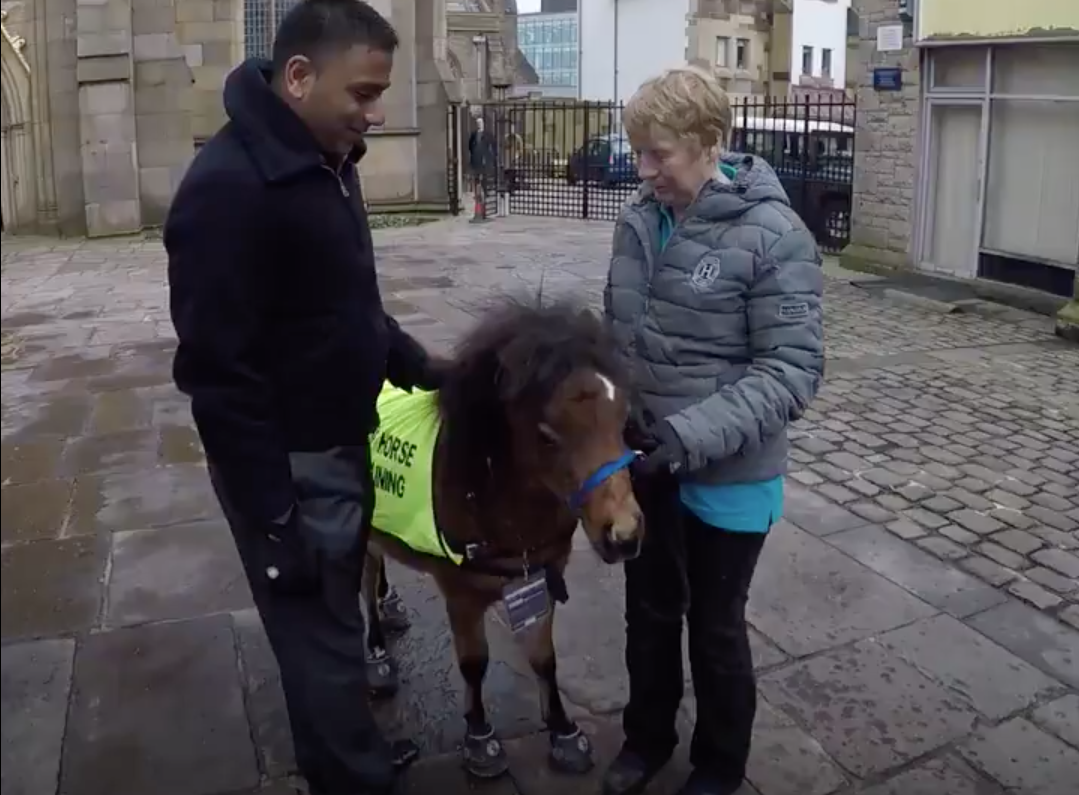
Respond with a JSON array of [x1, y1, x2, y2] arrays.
[[674, 769, 745, 795], [601, 747, 670, 795]]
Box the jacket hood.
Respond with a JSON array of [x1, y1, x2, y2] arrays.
[[626, 151, 791, 222], [223, 58, 366, 183]]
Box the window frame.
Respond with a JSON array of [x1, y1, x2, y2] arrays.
[[915, 43, 1079, 273]]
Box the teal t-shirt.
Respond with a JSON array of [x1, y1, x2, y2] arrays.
[[656, 189, 782, 534]]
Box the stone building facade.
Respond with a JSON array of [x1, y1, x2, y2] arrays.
[[838, 0, 920, 273], [687, 0, 778, 102], [843, 0, 1078, 335], [2, 0, 523, 236], [2, 0, 196, 237]]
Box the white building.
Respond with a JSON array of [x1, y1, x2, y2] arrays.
[[791, 0, 850, 89], [578, 0, 692, 103]]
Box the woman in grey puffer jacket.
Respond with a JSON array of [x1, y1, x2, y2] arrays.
[[601, 66, 825, 795]]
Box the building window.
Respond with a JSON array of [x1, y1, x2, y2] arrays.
[[821, 48, 833, 78], [716, 37, 730, 68], [802, 46, 813, 76], [736, 38, 749, 70], [918, 42, 1079, 290]]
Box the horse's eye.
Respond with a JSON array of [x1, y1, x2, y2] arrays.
[[538, 423, 561, 447]]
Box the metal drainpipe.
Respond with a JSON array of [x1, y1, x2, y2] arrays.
[[613, 0, 619, 102]]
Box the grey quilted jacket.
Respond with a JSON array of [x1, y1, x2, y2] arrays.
[[603, 152, 825, 484]]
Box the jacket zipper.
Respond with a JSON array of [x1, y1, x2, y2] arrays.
[[322, 163, 350, 197]]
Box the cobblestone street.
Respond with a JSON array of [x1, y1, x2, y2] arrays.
[[2, 217, 1078, 795]]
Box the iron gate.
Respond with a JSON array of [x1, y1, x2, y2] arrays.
[[448, 94, 857, 253]]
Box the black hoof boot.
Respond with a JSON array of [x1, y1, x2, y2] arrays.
[[378, 588, 411, 634], [548, 726, 595, 774], [365, 649, 399, 699], [461, 726, 509, 779]]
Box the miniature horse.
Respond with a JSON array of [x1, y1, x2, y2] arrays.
[[362, 299, 645, 778]]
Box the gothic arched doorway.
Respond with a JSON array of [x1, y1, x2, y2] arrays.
[[2, 11, 36, 233]]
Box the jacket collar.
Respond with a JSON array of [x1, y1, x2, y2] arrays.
[[223, 58, 366, 183]]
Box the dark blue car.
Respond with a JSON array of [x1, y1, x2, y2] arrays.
[[566, 134, 638, 187]]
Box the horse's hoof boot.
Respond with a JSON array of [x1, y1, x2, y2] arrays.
[[378, 589, 411, 634], [461, 727, 508, 779], [549, 727, 595, 774], [365, 650, 399, 699]]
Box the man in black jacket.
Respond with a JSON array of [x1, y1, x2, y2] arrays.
[[165, 2, 439, 792]]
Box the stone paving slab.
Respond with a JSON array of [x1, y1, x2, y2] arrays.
[[856, 756, 1005, 795], [1031, 693, 1079, 749], [59, 614, 260, 795], [759, 637, 981, 777], [1, 639, 75, 795], [2, 218, 1078, 795], [747, 522, 938, 657], [957, 717, 1079, 795], [826, 524, 1007, 618], [105, 519, 253, 628], [876, 614, 1066, 720]]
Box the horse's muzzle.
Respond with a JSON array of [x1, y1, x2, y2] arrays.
[[598, 525, 643, 564]]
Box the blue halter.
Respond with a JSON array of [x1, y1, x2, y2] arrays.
[[568, 449, 642, 511]]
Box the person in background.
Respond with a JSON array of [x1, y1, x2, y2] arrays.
[[468, 115, 495, 202], [165, 2, 444, 793], [602, 66, 824, 795]]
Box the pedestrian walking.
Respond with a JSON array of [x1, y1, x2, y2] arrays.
[[602, 66, 825, 795], [468, 116, 495, 212], [165, 2, 444, 793]]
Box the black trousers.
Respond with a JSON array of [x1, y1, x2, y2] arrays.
[[211, 447, 395, 795], [622, 475, 767, 786]]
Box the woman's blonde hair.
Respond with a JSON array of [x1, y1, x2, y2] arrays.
[[623, 65, 732, 152]]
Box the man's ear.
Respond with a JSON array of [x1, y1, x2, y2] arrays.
[[282, 55, 317, 101]]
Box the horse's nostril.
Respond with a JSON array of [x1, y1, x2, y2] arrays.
[[604, 528, 641, 561]]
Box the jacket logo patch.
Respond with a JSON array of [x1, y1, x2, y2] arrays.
[[690, 255, 721, 289], [779, 302, 809, 320]]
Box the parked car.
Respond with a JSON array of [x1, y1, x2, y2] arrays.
[[566, 134, 638, 187], [730, 116, 855, 250]]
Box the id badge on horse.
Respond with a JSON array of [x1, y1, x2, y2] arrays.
[[501, 570, 550, 634]]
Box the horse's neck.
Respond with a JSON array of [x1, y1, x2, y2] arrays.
[[434, 434, 574, 549]]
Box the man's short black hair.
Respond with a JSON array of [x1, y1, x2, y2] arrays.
[[271, 0, 399, 73]]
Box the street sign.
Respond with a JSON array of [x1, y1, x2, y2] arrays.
[[873, 67, 903, 91]]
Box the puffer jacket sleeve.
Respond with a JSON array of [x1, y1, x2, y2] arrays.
[[664, 226, 825, 471]]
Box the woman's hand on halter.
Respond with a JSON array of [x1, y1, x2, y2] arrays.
[[630, 419, 687, 477]]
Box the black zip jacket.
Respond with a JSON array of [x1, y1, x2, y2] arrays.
[[166, 58, 432, 524]]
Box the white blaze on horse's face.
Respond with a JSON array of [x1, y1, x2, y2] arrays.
[[559, 368, 642, 564], [595, 372, 617, 403]]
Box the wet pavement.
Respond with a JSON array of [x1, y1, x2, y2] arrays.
[[2, 217, 1078, 795]]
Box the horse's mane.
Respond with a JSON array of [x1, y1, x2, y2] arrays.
[[437, 296, 626, 499]]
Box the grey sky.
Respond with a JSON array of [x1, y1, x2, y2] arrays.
[[517, 0, 542, 12]]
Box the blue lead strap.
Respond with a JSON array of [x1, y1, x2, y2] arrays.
[[569, 449, 641, 510]]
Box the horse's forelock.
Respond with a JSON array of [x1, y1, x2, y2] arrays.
[[436, 297, 624, 492]]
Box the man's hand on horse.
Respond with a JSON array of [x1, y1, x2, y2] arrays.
[[415, 355, 451, 392]]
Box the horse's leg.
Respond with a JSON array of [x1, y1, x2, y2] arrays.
[[445, 589, 508, 778], [361, 547, 399, 698], [376, 556, 411, 634], [527, 607, 595, 774]]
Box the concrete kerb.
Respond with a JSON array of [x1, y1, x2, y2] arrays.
[[839, 242, 1071, 319]]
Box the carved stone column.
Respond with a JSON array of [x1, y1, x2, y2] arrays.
[[29, 0, 60, 230]]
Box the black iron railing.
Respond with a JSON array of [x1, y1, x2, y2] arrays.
[[449, 94, 857, 252]]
